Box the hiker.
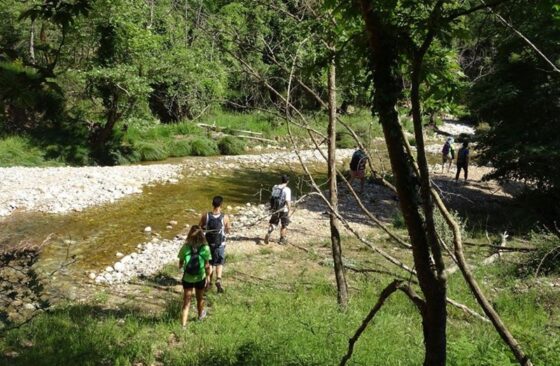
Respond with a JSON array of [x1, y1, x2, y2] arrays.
[[455, 141, 470, 182], [178, 225, 211, 327], [441, 137, 455, 172], [264, 174, 292, 245], [349, 147, 368, 193], [199, 196, 231, 293]]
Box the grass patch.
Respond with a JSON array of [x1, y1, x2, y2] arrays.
[[2, 236, 559, 365], [0, 136, 62, 167]]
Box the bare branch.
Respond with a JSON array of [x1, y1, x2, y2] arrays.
[[339, 280, 426, 366]]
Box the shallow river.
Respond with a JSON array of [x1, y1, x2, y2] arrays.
[[0, 159, 309, 300]]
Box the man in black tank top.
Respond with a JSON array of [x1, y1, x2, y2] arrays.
[[199, 196, 231, 293]]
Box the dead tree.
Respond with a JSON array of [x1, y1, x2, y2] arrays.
[[327, 51, 349, 308]]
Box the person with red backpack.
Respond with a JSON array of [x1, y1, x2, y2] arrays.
[[349, 147, 368, 193], [177, 225, 211, 327], [199, 196, 231, 293], [441, 137, 455, 173]]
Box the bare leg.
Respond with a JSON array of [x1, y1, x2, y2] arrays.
[[181, 288, 194, 327], [464, 165, 469, 181], [280, 226, 287, 239], [215, 265, 224, 293], [195, 287, 205, 318]]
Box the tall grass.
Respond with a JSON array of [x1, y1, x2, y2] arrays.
[[0, 136, 62, 167]]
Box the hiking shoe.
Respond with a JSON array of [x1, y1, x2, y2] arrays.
[[216, 281, 224, 294], [278, 237, 288, 245], [198, 310, 207, 321], [264, 233, 270, 245]]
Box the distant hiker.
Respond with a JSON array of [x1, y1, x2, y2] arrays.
[[441, 137, 455, 172], [264, 174, 292, 245], [178, 225, 211, 327], [349, 147, 368, 193], [199, 196, 231, 293], [455, 141, 470, 182]]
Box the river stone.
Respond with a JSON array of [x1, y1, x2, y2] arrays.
[[113, 262, 125, 272], [105, 266, 114, 272], [166, 225, 173, 230], [169, 220, 178, 226], [11, 299, 23, 307], [23, 303, 35, 311], [144, 226, 152, 233], [88, 272, 96, 280]]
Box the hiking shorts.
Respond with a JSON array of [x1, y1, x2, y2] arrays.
[[182, 279, 206, 290], [210, 244, 226, 266], [351, 169, 365, 179], [269, 211, 290, 228]]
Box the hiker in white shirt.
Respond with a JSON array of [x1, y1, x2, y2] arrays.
[[264, 174, 291, 245]]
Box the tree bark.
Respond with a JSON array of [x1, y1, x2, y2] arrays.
[[358, 2, 447, 365], [327, 53, 348, 308], [29, 20, 36, 64]]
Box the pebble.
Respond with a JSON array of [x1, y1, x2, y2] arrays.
[[105, 266, 114, 272], [23, 303, 35, 311], [116, 252, 124, 258], [168, 220, 178, 226], [144, 226, 152, 233], [88, 272, 96, 280]]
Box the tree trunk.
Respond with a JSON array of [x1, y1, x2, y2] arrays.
[[327, 53, 349, 308], [29, 20, 36, 64], [358, 2, 447, 365]]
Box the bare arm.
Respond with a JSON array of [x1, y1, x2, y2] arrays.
[[224, 214, 231, 234], [199, 213, 206, 228]]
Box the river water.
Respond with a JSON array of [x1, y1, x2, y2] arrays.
[[0, 160, 308, 301]]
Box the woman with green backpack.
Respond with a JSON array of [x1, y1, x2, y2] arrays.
[[177, 225, 212, 327]]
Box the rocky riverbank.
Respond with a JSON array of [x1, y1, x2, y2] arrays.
[[0, 149, 355, 218], [0, 165, 183, 217]]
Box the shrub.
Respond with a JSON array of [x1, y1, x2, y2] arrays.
[[134, 141, 169, 161], [168, 139, 192, 157], [336, 133, 355, 149], [0, 136, 51, 167], [392, 211, 406, 229], [518, 232, 560, 277], [190, 137, 218, 156], [218, 136, 245, 155]]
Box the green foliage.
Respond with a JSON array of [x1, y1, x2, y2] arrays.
[[218, 136, 245, 155], [0, 136, 54, 167], [190, 137, 219, 157], [392, 211, 406, 229], [468, 1, 560, 208], [517, 232, 560, 277]]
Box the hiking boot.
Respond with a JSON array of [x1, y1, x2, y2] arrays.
[[278, 237, 288, 245], [198, 309, 207, 321], [264, 233, 270, 245], [216, 281, 224, 293]]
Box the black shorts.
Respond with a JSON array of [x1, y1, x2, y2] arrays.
[[210, 244, 226, 266], [269, 211, 290, 228], [182, 279, 206, 290]]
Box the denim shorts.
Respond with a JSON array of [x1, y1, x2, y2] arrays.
[[210, 244, 226, 266]]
